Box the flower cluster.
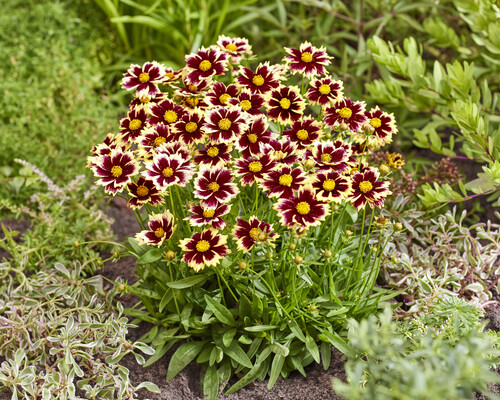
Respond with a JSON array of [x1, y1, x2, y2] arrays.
[[89, 38, 396, 272]]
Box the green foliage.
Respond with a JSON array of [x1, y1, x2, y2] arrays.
[[333, 302, 500, 400], [0, 262, 159, 399], [380, 204, 500, 311], [365, 0, 500, 205], [0, 0, 123, 203], [0, 161, 113, 276]]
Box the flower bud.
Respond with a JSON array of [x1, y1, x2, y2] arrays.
[[113, 251, 120, 259], [345, 229, 353, 237], [379, 164, 390, 175], [238, 261, 247, 270], [118, 283, 126, 293], [324, 250, 332, 258], [96, 259, 103, 267], [338, 122, 349, 132], [288, 243, 296, 251], [165, 250, 175, 260], [394, 222, 403, 231], [304, 159, 315, 169], [310, 304, 317, 311], [294, 255, 303, 265], [73, 240, 80, 249]]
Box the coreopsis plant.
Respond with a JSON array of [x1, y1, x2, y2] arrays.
[[88, 38, 400, 399]]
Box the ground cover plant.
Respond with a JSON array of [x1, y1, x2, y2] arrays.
[[0, 0, 123, 204], [88, 36, 407, 398]]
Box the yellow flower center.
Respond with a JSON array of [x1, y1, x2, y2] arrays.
[[225, 43, 238, 52], [219, 93, 231, 104], [370, 117, 382, 128], [252, 74, 264, 86], [278, 174, 293, 187], [111, 166, 123, 178], [338, 107, 352, 119], [154, 227, 165, 238], [208, 182, 220, 192], [296, 201, 311, 215], [162, 167, 174, 177], [185, 122, 198, 133], [203, 208, 215, 218], [296, 129, 309, 140], [247, 133, 258, 143], [249, 228, 260, 240], [301, 52, 313, 62], [240, 99, 252, 111], [136, 185, 149, 197], [249, 161, 263, 172], [322, 179, 336, 191], [154, 136, 166, 147], [206, 147, 219, 157], [129, 119, 142, 131], [321, 153, 332, 163], [164, 110, 178, 124], [218, 118, 232, 130], [318, 84, 331, 95], [187, 97, 199, 107], [188, 84, 198, 91], [139, 72, 150, 83], [280, 98, 291, 109], [199, 60, 212, 72], [165, 72, 175, 79], [196, 239, 211, 252], [359, 180, 373, 193], [139, 95, 151, 103]]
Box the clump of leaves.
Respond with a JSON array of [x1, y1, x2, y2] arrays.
[[333, 301, 500, 400], [0, 261, 159, 400], [0, 160, 114, 275], [379, 205, 500, 312]]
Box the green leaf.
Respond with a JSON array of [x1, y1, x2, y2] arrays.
[[204, 295, 236, 326], [320, 342, 331, 370], [289, 321, 306, 343], [137, 248, 163, 264], [167, 274, 209, 289], [244, 325, 277, 332], [135, 381, 161, 393], [216, 340, 253, 369], [222, 328, 237, 347], [267, 353, 285, 389], [167, 341, 206, 380], [203, 365, 220, 400], [305, 335, 320, 363], [225, 362, 264, 394]]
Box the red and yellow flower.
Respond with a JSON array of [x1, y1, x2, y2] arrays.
[[137, 124, 174, 159], [143, 153, 194, 190], [234, 153, 277, 186], [282, 118, 322, 150], [194, 143, 232, 167], [179, 229, 230, 272], [127, 177, 164, 209], [236, 117, 275, 157], [216, 35, 252, 64], [349, 168, 392, 210], [119, 108, 149, 144], [356, 106, 398, 147], [231, 217, 279, 251], [228, 90, 265, 116], [311, 171, 352, 203], [149, 99, 187, 127], [274, 185, 330, 229], [283, 42, 331, 78], [306, 140, 352, 173], [136, 210, 176, 247], [324, 98, 367, 133], [267, 139, 300, 165], [185, 47, 228, 84], [236, 63, 281, 95], [205, 82, 239, 107], [171, 110, 205, 145], [122, 61, 167, 95], [185, 203, 231, 230], [266, 86, 305, 125], [194, 167, 240, 208], [260, 165, 307, 198], [306, 76, 343, 107], [204, 106, 249, 144], [92, 149, 138, 195]]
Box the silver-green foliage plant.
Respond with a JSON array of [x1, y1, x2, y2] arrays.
[[333, 301, 500, 400], [366, 0, 500, 206], [0, 261, 159, 400], [379, 203, 500, 311]]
